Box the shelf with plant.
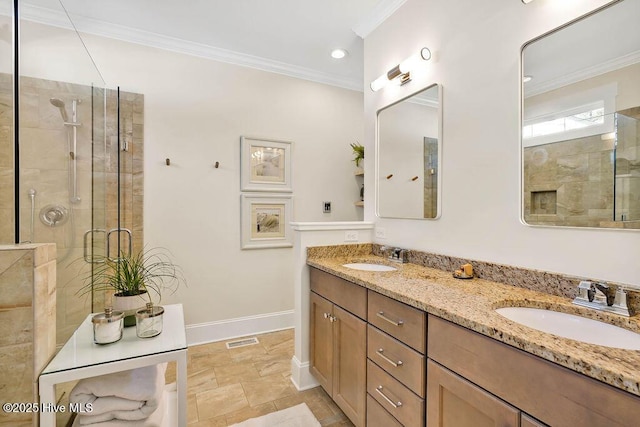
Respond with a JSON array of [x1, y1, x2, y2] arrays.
[[351, 142, 365, 205]]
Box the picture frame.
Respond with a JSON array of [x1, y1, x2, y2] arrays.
[[241, 136, 292, 192], [241, 194, 293, 249]]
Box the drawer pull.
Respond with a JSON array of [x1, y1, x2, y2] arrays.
[[377, 311, 404, 327], [376, 385, 403, 409], [376, 348, 403, 368]]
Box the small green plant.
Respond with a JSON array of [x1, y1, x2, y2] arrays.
[[350, 142, 364, 167], [78, 247, 185, 304]]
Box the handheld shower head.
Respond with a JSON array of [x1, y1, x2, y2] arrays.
[[49, 98, 69, 122]]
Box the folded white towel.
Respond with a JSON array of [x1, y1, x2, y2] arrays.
[[70, 363, 167, 425], [71, 390, 165, 427]]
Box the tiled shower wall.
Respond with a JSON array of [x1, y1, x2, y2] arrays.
[[0, 73, 14, 241], [524, 110, 640, 228], [0, 73, 143, 346], [0, 244, 56, 427]]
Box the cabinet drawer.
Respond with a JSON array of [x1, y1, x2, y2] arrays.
[[310, 267, 367, 319], [367, 360, 424, 427], [367, 325, 425, 397], [368, 290, 426, 353], [366, 394, 402, 427]]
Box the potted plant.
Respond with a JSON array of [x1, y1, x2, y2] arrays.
[[350, 142, 364, 168], [79, 247, 185, 326]]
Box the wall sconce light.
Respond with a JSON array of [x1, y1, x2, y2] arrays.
[[370, 47, 431, 92]]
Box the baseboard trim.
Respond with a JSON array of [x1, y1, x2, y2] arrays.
[[290, 356, 320, 391], [186, 310, 294, 346]]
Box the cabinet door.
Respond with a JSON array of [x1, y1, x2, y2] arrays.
[[333, 305, 367, 427], [522, 414, 548, 427], [310, 292, 334, 394], [427, 360, 519, 427]]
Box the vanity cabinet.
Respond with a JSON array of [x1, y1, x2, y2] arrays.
[[310, 268, 367, 427], [427, 314, 640, 427], [426, 360, 519, 427], [366, 290, 426, 427]]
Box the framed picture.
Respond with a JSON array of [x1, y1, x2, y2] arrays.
[[241, 136, 292, 192], [241, 194, 293, 249]]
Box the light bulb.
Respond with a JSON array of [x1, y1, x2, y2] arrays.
[[370, 75, 388, 92], [331, 48, 348, 59]]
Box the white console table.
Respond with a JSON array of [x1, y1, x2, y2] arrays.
[[39, 304, 187, 427]]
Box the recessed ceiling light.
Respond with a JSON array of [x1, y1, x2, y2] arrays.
[[523, 75, 533, 83], [331, 48, 348, 59]]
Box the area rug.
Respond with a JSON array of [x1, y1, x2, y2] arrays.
[[229, 403, 320, 427]]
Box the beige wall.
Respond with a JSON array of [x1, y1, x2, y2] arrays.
[[364, 0, 639, 287]]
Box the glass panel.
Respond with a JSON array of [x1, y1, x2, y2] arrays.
[[0, 0, 14, 243], [18, 0, 107, 345], [614, 112, 640, 222]]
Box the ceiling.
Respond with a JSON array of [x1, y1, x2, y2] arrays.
[[20, 0, 408, 91]]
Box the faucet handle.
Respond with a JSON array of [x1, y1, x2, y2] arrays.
[[577, 281, 596, 302], [613, 287, 629, 309]]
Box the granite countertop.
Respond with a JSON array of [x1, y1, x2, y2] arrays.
[[307, 251, 640, 397]]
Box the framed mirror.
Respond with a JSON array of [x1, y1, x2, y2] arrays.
[[522, 0, 640, 229], [377, 83, 442, 219]]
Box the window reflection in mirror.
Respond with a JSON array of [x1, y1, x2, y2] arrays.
[[377, 84, 441, 219], [522, 0, 640, 229]]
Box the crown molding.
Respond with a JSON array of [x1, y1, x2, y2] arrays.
[[524, 49, 640, 98], [352, 0, 408, 39], [19, 4, 363, 92]]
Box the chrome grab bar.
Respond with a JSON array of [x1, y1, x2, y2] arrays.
[[376, 311, 404, 327], [376, 348, 403, 368], [376, 386, 402, 409], [83, 229, 106, 263], [106, 228, 132, 261]]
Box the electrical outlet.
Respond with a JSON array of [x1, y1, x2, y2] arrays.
[[323, 201, 331, 213], [345, 231, 359, 242], [375, 227, 387, 239]]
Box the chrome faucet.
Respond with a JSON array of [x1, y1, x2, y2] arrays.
[[379, 246, 408, 263], [573, 281, 631, 317]]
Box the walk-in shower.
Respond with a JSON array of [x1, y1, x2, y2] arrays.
[[0, 0, 145, 351]]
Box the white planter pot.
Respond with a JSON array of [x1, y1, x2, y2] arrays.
[[113, 291, 148, 327]]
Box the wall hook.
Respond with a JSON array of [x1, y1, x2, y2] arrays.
[[386, 174, 393, 180], [214, 161, 220, 168], [165, 158, 171, 166], [411, 176, 418, 181]]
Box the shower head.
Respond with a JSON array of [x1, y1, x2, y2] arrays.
[[49, 98, 69, 122]]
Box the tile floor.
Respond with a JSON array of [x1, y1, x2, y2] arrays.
[[165, 329, 354, 426]]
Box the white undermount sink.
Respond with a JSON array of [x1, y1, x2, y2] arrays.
[[496, 307, 640, 350], [342, 263, 397, 272]]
